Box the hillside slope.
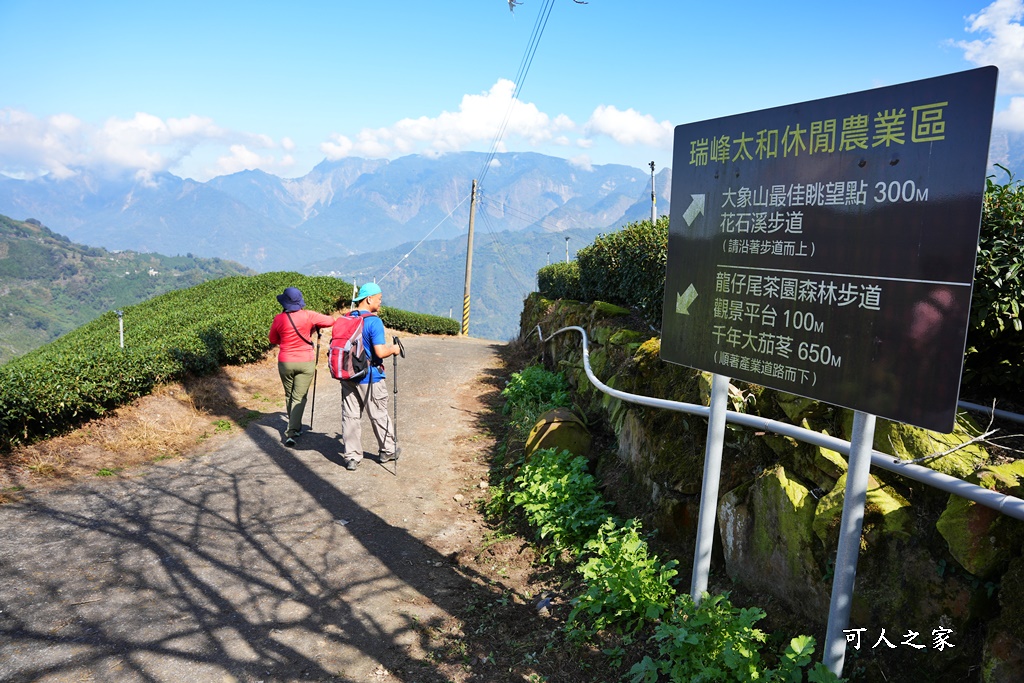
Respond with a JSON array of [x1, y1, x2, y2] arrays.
[[0, 215, 253, 364]]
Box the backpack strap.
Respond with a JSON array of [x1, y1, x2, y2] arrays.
[[351, 310, 383, 370], [285, 312, 314, 346]]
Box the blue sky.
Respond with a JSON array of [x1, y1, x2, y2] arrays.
[[1, 0, 1022, 183]]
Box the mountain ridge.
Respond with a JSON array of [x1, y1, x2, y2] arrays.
[[0, 152, 672, 272]]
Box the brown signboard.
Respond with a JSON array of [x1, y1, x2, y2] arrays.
[[661, 67, 998, 432]]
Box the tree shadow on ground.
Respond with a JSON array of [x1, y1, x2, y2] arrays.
[[0, 337, 585, 682]]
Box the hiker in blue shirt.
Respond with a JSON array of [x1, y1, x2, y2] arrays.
[[339, 282, 402, 471]]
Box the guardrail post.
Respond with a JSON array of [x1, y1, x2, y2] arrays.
[[824, 410, 877, 676], [690, 372, 730, 603]]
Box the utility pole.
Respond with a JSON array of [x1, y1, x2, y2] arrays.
[[461, 179, 477, 336], [565, 236, 570, 264], [546, 251, 550, 265], [649, 161, 657, 224]]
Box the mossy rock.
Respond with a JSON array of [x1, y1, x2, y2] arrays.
[[608, 329, 647, 347], [813, 471, 913, 548], [936, 460, 1024, 579], [591, 325, 616, 346], [718, 466, 830, 615], [776, 392, 826, 422], [982, 554, 1024, 682], [589, 301, 631, 320], [524, 407, 592, 460], [840, 411, 992, 479]]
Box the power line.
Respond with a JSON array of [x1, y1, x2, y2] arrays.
[[477, 0, 556, 187], [377, 191, 471, 283], [476, 191, 584, 234], [477, 204, 532, 292]]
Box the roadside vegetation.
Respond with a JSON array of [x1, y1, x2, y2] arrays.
[[475, 360, 842, 682]]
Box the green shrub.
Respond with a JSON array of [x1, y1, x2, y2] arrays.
[[537, 261, 582, 300], [629, 592, 841, 682], [510, 448, 612, 561], [499, 365, 572, 447], [501, 365, 570, 415], [377, 304, 460, 336], [567, 518, 678, 638], [575, 216, 668, 328], [963, 166, 1024, 395]]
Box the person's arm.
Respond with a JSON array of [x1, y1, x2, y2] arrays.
[[311, 312, 336, 329], [269, 316, 281, 346], [369, 317, 399, 359], [372, 341, 400, 359]]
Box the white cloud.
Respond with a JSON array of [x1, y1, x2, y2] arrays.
[[0, 108, 87, 179], [214, 144, 271, 175], [320, 78, 576, 160], [0, 108, 297, 181], [994, 96, 1024, 130], [583, 105, 673, 148], [568, 154, 593, 171], [956, 0, 1024, 93]]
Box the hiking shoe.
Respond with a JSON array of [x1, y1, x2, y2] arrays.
[[344, 458, 359, 471], [379, 447, 401, 464], [284, 437, 297, 448]]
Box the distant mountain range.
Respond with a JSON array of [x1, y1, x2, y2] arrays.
[[2, 138, 1022, 344], [0, 214, 253, 364], [0, 152, 673, 273]]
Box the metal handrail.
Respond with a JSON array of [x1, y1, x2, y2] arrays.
[[536, 324, 1024, 521]]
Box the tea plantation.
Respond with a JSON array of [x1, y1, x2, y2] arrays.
[[0, 272, 458, 449]]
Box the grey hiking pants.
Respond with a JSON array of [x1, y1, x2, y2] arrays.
[[340, 379, 395, 462]]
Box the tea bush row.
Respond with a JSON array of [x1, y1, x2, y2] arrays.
[[378, 306, 460, 336], [537, 216, 668, 328], [964, 166, 1024, 394], [0, 272, 454, 449]]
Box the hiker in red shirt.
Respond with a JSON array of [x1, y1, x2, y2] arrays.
[[268, 287, 335, 446]]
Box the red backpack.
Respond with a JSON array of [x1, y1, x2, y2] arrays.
[[328, 312, 375, 382]]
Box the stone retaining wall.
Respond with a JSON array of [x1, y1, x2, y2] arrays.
[[520, 293, 1024, 681]]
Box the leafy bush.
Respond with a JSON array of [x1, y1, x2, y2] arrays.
[[501, 365, 571, 415], [490, 363, 836, 679], [378, 304, 460, 336], [575, 216, 668, 328], [537, 261, 582, 300], [567, 518, 678, 638], [629, 593, 841, 683], [510, 447, 612, 561], [499, 365, 572, 448], [963, 166, 1024, 395]]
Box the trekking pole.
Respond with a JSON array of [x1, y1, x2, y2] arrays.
[[392, 336, 405, 475], [310, 329, 321, 431]]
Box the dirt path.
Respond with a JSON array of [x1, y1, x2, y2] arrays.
[[0, 335, 508, 682]]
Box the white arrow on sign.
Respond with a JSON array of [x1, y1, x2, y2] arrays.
[[676, 284, 698, 315], [683, 194, 706, 226]]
